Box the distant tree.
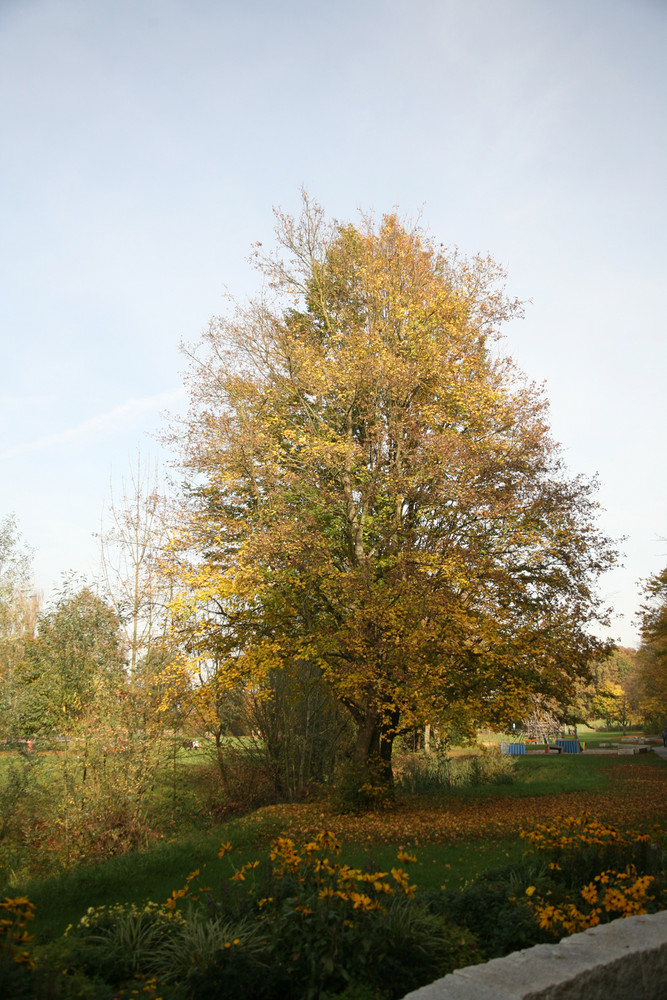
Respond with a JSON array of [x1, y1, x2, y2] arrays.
[[566, 645, 639, 727], [170, 195, 618, 794], [634, 565, 667, 729], [0, 515, 39, 741], [591, 681, 638, 732], [20, 579, 125, 734], [98, 453, 176, 686], [0, 515, 32, 630], [595, 646, 637, 687], [96, 452, 188, 754]]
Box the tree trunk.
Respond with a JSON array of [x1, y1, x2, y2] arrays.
[[215, 728, 232, 795], [352, 707, 398, 797]]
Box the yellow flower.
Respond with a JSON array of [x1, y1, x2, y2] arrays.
[[396, 849, 417, 864], [2, 897, 33, 909]]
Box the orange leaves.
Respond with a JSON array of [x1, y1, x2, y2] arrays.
[[233, 759, 666, 849]]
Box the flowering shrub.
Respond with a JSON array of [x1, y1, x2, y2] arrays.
[[16, 832, 476, 999], [0, 896, 35, 969], [521, 813, 664, 894], [521, 812, 663, 865], [0, 898, 37, 1000], [528, 867, 655, 936], [439, 814, 666, 958], [516, 813, 665, 938], [192, 831, 478, 999]]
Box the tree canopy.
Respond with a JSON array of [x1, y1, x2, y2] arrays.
[[18, 581, 125, 735], [170, 195, 617, 786], [634, 564, 667, 727]]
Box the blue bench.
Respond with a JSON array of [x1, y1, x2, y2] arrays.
[[555, 739, 581, 754], [500, 742, 525, 755]]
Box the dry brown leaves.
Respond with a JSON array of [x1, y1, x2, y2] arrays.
[[240, 762, 667, 847]]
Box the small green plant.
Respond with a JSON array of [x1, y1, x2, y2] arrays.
[[56, 900, 186, 989], [432, 860, 552, 958], [395, 747, 516, 798]]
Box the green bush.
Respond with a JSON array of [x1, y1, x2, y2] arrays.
[[395, 748, 516, 798], [37, 832, 478, 999], [47, 901, 186, 990], [436, 817, 667, 959], [185, 895, 477, 1000], [432, 861, 553, 959]]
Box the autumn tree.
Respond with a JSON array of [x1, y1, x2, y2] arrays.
[[170, 195, 617, 792], [0, 517, 40, 862], [634, 564, 667, 729], [19, 579, 178, 864], [565, 645, 639, 729]]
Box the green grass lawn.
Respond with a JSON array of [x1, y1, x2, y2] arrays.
[[396, 747, 629, 802], [20, 831, 531, 945], [8, 751, 664, 947]]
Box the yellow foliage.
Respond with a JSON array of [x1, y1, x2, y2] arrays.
[[166, 194, 618, 769]]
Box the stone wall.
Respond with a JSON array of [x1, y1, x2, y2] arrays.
[[403, 910, 667, 1000]]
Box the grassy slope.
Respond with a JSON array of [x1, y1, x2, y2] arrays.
[[11, 753, 666, 945]]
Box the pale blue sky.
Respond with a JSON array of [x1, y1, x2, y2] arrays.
[[1, 0, 665, 645]]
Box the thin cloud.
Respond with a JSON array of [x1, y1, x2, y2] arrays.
[[0, 389, 185, 461]]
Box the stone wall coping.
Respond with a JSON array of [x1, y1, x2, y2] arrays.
[[402, 910, 667, 1000]]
